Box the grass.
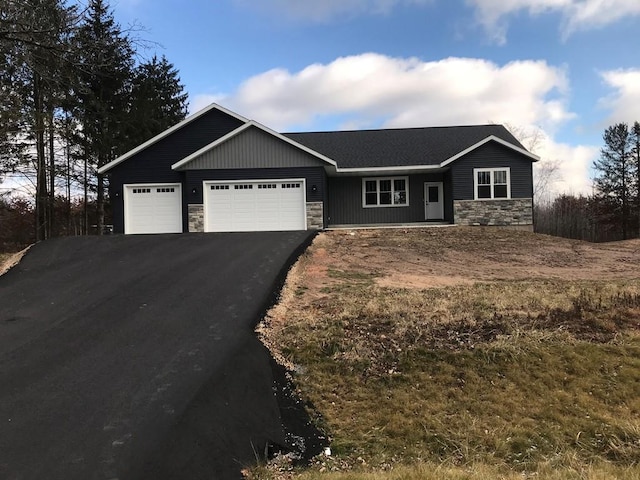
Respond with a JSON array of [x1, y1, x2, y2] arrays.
[[249, 460, 639, 479], [253, 232, 640, 479]]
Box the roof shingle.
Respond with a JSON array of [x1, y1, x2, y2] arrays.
[[284, 124, 526, 169]]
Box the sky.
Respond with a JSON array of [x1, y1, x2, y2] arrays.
[[111, 0, 640, 197]]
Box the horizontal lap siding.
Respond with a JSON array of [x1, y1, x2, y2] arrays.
[[450, 142, 534, 200], [327, 173, 451, 226], [107, 109, 245, 233]]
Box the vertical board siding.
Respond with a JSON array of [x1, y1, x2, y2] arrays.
[[327, 173, 452, 226], [450, 142, 534, 200], [182, 126, 328, 170], [108, 109, 245, 233]]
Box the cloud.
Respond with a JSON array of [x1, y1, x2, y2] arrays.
[[235, 0, 432, 21], [191, 53, 591, 195], [466, 0, 640, 43], [202, 54, 572, 131], [599, 68, 640, 125], [535, 138, 597, 197]]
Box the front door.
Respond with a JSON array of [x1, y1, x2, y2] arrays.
[[424, 182, 444, 220]]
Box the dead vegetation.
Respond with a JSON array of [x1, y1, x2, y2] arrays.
[[0, 247, 30, 277], [255, 227, 640, 479]]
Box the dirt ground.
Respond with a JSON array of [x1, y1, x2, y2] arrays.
[[301, 226, 640, 290], [262, 227, 640, 351]]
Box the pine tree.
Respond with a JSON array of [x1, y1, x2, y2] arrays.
[[122, 55, 188, 153], [630, 121, 640, 237], [74, 0, 133, 234], [593, 123, 633, 239]]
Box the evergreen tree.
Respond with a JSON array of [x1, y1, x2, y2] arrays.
[[593, 123, 634, 239], [74, 0, 133, 233], [122, 55, 188, 153], [631, 121, 640, 237]]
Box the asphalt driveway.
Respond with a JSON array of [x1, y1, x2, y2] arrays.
[[0, 232, 316, 480]]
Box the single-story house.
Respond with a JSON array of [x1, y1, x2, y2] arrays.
[[98, 103, 539, 234]]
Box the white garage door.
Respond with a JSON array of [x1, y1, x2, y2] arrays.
[[205, 180, 306, 232], [124, 184, 182, 234]]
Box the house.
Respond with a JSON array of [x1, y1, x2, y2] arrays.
[[98, 103, 539, 234]]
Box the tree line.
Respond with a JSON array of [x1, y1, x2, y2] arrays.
[[535, 122, 640, 242], [0, 0, 188, 242]]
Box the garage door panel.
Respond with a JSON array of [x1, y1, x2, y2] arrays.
[[125, 184, 182, 234], [205, 180, 305, 232]]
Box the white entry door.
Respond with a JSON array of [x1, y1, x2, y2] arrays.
[[204, 179, 306, 232], [124, 184, 182, 234], [424, 182, 444, 220]]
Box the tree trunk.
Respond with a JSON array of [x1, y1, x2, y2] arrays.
[[49, 113, 55, 237], [34, 73, 48, 242], [97, 170, 104, 235], [83, 149, 88, 235]]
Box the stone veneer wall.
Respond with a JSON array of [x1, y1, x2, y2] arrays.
[[188, 204, 204, 232], [188, 202, 323, 231], [454, 198, 533, 227], [306, 202, 324, 230]]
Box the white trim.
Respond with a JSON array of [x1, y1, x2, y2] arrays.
[[473, 167, 511, 200], [441, 135, 539, 167], [202, 178, 307, 232], [123, 182, 182, 235], [98, 104, 249, 174], [339, 165, 441, 173], [172, 120, 337, 170], [424, 182, 444, 220], [362, 176, 409, 208], [335, 136, 538, 175]]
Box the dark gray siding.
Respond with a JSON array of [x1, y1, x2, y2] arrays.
[[180, 126, 328, 170], [450, 142, 534, 200], [186, 167, 327, 223], [327, 173, 453, 226], [108, 109, 245, 233]]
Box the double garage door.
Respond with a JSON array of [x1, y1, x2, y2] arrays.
[[124, 180, 306, 234], [204, 180, 306, 232]]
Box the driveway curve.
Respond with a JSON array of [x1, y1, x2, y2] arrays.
[[0, 232, 315, 479]]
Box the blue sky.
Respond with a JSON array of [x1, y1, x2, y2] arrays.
[[112, 0, 640, 196]]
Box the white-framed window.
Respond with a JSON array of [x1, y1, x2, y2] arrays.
[[362, 177, 409, 207], [473, 168, 511, 200]]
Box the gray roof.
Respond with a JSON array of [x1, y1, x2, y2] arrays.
[[284, 124, 526, 169]]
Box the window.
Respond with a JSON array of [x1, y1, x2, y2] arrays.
[[474, 168, 510, 200], [363, 177, 408, 207]]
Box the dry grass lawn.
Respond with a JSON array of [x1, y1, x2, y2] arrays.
[[255, 227, 640, 479], [0, 247, 30, 277]]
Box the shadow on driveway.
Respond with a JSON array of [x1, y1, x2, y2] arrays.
[[0, 232, 323, 479]]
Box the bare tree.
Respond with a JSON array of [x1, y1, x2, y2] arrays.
[[502, 123, 560, 205]]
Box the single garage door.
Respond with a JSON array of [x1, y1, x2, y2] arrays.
[[205, 180, 306, 232], [124, 184, 182, 234]]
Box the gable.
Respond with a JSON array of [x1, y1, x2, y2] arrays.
[[174, 125, 330, 171], [450, 141, 534, 200], [98, 104, 247, 174], [285, 125, 535, 170]]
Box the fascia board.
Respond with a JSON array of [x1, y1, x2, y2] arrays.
[[439, 135, 540, 168], [172, 120, 338, 170], [98, 103, 249, 174]]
